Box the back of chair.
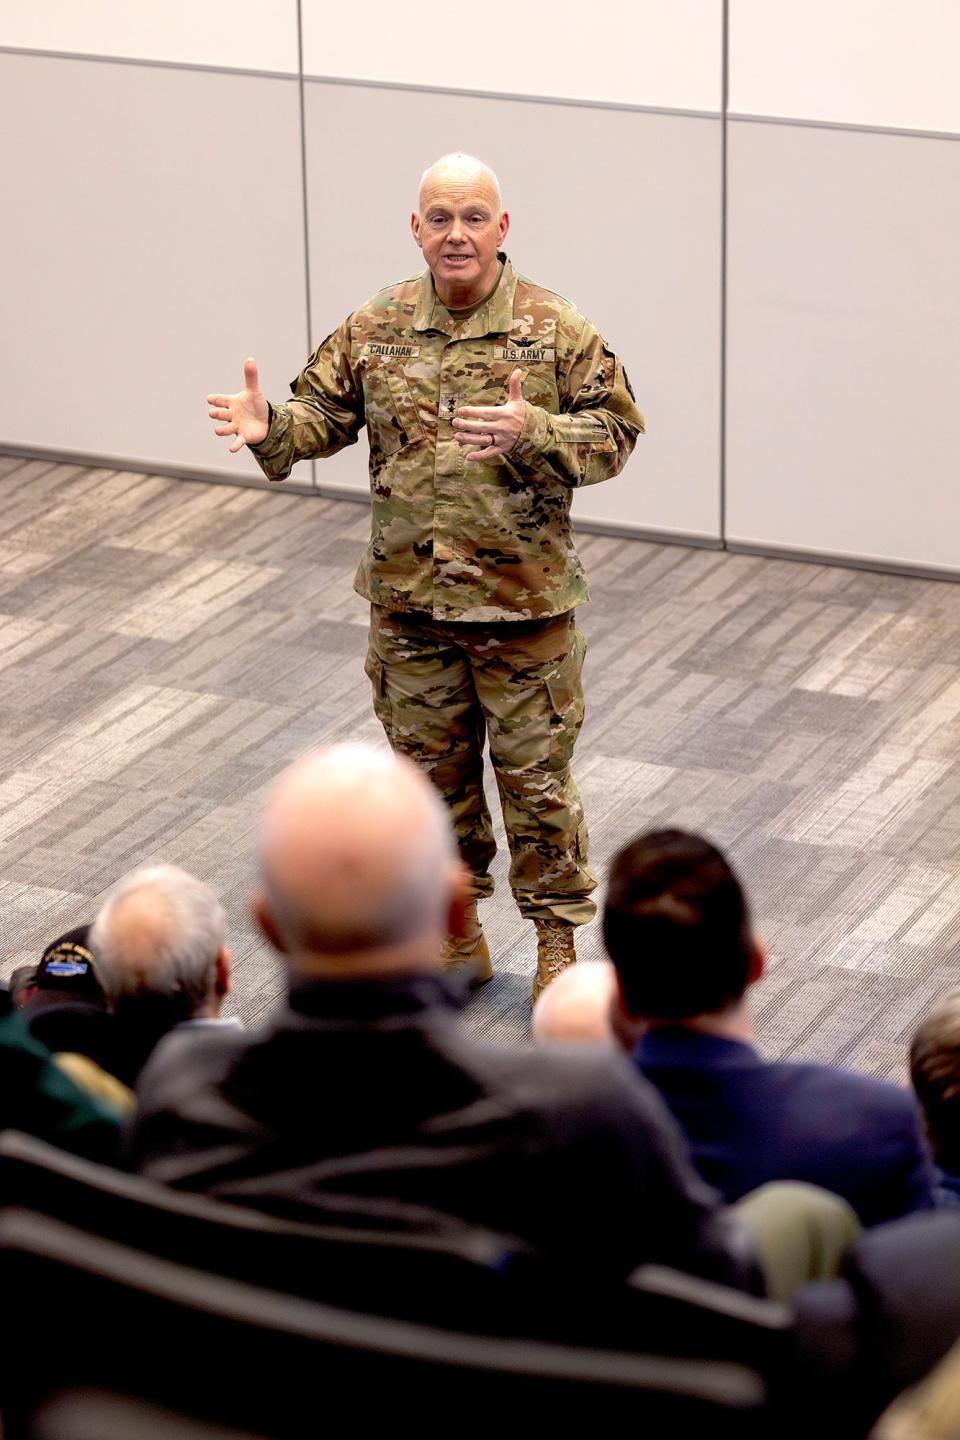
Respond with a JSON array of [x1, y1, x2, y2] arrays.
[[27, 1391, 261, 1440], [0, 1130, 793, 1367], [0, 1210, 771, 1439], [0, 1131, 526, 1332]]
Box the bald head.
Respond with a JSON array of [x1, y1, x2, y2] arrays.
[[412, 153, 509, 309], [531, 962, 620, 1050], [418, 153, 502, 212], [257, 743, 460, 970]]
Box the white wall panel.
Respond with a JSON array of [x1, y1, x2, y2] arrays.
[[726, 122, 960, 572], [0, 53, 310, 484], [302, 0, 722, 112], [0, 0, 298, 74], [301, 82, 722, 539], [730, 0, 960, 134]]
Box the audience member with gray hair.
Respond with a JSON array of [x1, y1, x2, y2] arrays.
[[29, 865, 237, 1088], [91, 864, 229, 1021]]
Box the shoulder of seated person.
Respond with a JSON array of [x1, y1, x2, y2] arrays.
[[136, 1020, 248, 1088], [774, 1058, 919, 1108], [469, 1040, 658, 1112]]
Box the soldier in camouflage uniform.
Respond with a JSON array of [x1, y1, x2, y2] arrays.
[[207, 153, 644, 1000]]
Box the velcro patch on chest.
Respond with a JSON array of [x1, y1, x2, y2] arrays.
[[494, 345, 555, 363], [361, 342, 422, 359]]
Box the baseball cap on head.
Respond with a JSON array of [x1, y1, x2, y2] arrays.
[[32, 925, 106, 1009]]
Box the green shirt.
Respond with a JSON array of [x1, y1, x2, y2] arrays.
[[0, 1009, 120, 1162]]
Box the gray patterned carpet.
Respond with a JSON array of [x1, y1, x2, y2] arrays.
[[1, 455, 959, 1079]]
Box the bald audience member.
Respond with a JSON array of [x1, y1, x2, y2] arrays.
[[30, 866, 236, 1087], [128, 743, 764, 1289], [531, 961, 621, 1049]]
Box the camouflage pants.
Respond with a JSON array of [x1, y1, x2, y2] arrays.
[[365, 605, 596, 926]]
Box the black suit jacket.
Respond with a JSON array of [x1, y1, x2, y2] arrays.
[[128, 972, 758, 1290]]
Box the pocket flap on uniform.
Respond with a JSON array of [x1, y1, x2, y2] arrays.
[[363, 650, 387, 695], [545, 667, 577, 716], [544, 628, 586, 717]]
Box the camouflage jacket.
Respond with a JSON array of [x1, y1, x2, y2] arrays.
[[250, 255, 644, 622]]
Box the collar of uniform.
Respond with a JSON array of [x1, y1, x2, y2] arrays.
[[412, 252, 518, 338]]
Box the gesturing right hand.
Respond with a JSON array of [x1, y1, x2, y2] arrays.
[[207, 358, 270, 453]]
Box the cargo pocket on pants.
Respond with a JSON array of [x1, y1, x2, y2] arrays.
[[544, 628, 586, 766], [364, 650, 393, 735]]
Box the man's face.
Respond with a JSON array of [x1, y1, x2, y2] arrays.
[[411, 169, 509, 307]]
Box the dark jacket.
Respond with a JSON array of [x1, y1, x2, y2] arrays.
[[128, 973, 758, 1289], [634, 1028, 936, 1226], [27, 994, 201, 1088]]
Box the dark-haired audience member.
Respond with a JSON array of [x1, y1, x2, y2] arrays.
[[0, 1007, 119, 1161], [129, 744, 858, 1297], [911, 994, 960, 1208], [30, 868, 238, 1088], [604, 829, 936, 1227]]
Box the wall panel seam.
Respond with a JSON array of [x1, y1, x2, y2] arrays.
[[294, 0, 316, 496], [728, 110, 960, 143], [0, 45, 725, 118], [10, 47, 954, 141], [719, 0, 729, 549], [0, 44, 298, 81], [299, 71, 721, 119]]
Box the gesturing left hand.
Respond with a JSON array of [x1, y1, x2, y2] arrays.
[[453, 368, 526, 463]]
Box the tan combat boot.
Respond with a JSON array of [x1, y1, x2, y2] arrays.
[[442, 899, 493, 987], [531, 918, 577, 1004]]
